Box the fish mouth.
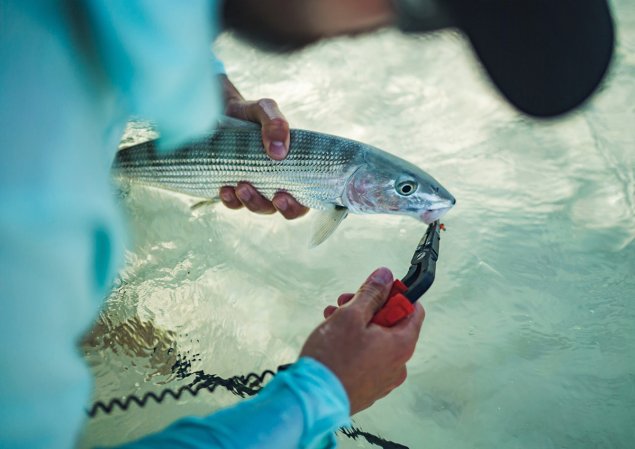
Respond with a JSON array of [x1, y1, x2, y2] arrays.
[[420, 203, 454, 224]]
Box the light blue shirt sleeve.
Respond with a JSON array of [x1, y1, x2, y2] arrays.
[[84, 0, 224, 151], [107, 358, 350, 449], [1, 2, 351, 449], [212, 52, 227, 75]]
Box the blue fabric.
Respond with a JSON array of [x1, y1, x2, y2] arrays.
[[84, 0, 223, 150], [109, 358, 350, 449], [212, 55, 227, 75], [0, 2, 349, 449]]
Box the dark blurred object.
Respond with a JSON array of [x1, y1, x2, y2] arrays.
[[222, 1, 314, 52], [223, 0, 615, 117], [442, 0, 615, 117]]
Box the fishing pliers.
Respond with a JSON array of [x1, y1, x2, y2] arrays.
[[371, 220, 442, 327]]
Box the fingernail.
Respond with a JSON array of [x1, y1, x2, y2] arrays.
[[274, 197, 288, 212], [269, 141, 286, 159], [370, 267, 392, 285], [236, 186, 251, 202], [220, 190, 233, 202]]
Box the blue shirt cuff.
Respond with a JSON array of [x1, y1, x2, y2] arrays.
[[211, 53, 226, 75], [276, 357, 351, 449]]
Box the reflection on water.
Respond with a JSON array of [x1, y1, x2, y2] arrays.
[[81, 2, 635, 448]]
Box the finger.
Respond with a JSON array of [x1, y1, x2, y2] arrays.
[[351, 400, 375, 416], [244, 99, 290, 160], [392, 302, 425, 336], [323, 305, 338, 319], [348, 267, 394, 323], [337, 293, 354, 307], [235, 183, 276, 214], [378, 367, 407, 399], [393, 366, 408, 388], [219, 187, 244, 210], [392, 304, 425, 361], [272, 192, 309, 220]]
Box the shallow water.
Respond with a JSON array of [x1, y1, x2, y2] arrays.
[[81, 2, 635, 448]]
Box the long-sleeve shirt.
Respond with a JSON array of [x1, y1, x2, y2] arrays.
[[0, 2, 350, 448]]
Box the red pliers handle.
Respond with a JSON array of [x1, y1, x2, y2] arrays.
[[371, 220, 441, 327]]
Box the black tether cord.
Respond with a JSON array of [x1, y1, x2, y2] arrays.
[[88, 361, 410, 449], [87, 369, 276, 417]]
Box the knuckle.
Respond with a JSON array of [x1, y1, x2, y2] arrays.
[[338, 305, 365, 324], [358, 281, 381, 296], [387, 334, 417, 363], [225, 101, 245, 119], [395, 367, 408, 387], [266, 118, 289, 136], [358, 282, 387, 303], [269, 117, 288, 128], [257, 98, 277, 109], [399, 338, 418, 362]]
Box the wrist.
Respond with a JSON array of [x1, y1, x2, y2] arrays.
[[218, 74, 245, 110]]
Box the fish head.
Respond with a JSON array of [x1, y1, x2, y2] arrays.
[[343, 148, 455, 224]]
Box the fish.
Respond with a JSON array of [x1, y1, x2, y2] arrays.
[[112, 117, 455, 245]]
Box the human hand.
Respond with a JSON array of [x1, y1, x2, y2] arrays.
[[219, 75, 308, 219], [300, 267, 425, 415]]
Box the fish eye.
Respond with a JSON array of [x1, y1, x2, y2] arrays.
[[396, 180, 418, 196]]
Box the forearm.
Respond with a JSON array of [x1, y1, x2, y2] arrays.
[[295, 0, 396, 38], [223, 0, 396, 49], [106, 357, 350, 449]]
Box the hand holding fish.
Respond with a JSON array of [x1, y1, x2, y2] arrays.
[[219, 75, 309, 219], [300, 267, 425, 415]]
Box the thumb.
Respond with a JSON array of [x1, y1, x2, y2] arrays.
[[348, 267, 394, 323], [244, 99, 290, 160]]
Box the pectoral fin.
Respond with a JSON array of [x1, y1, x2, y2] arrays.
[[310, 206, 349, 247]]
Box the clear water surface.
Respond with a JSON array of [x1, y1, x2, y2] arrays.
[[80, 2, 635, 448]]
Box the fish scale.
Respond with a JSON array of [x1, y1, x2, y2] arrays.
[[113, 127, 362, 210]]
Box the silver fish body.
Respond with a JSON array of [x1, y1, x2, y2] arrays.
[[113, 124, 455, 224]]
